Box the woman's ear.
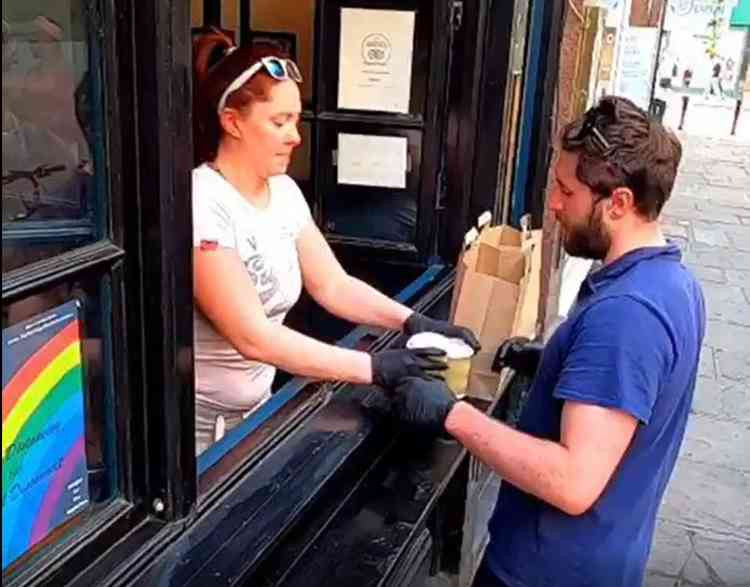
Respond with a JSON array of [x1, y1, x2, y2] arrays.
[[218, 109, 243, 140]]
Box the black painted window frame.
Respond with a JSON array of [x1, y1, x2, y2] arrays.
[[1, 0, 196, 584]]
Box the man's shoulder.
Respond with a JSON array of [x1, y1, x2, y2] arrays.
[[573, 293, 669, 338], [612, 255, 703, 308]]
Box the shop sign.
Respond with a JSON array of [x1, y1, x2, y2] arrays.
[[666, 0, 736, 33]]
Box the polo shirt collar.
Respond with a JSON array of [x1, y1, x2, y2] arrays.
[[579, 242, 682, 298]]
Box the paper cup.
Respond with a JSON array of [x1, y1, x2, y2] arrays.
[[406, 332, 475, 398]]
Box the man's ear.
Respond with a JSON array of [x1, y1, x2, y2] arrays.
[[607, 187, 635, 219], [218, 109, 243, 140]]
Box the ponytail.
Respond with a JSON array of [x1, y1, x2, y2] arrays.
[[193, 27, 234, 85], [193, 28, 234, 165]]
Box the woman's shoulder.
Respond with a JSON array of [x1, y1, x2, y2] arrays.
[[269, 174, 311, 228], [269, 174, 306, 205], [269, 173, 301, 192], [193, 163, 221, 188], [193, 164, 234, 202]]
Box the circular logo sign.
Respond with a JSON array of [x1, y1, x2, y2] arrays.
[[361, 33, 391, 66]]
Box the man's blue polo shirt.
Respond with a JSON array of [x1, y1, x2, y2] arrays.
[[485, 244, 705, 587]]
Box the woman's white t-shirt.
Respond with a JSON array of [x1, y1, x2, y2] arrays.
[[192, 164, 311, 410]]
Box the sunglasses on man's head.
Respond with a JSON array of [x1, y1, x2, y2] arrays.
[[564, 97, 625, 156], [565, 108, 613, 154], [217, 56, 303, 112]]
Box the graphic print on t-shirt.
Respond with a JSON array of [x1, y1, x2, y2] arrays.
[[192, 166, 311, 408], [242, 236, 289, 319]]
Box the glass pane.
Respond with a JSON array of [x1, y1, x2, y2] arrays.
[[320, 126, 421, 244], [2, 273, 118, 571], [287, 121, 312, 203], [251, 0, 316, 107], [191, 0, 204, 28], [3, 2, 107, 272], [324, 188, 417, 243]]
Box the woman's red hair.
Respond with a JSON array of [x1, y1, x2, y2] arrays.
[[192, 28, 291, 165]]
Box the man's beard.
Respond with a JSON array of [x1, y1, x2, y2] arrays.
[[562, 202, 611, 260]]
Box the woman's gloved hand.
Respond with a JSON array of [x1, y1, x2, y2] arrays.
[[491, 336, 544, 377], [404, 312, 481, 352], [371, 348, 447, 389], [392, 377, 457, 437]]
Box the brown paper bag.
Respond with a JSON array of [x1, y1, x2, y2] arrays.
[[450, 216, 542, 400]]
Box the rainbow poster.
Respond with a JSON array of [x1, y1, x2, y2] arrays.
[[2, 300, 89, 570]]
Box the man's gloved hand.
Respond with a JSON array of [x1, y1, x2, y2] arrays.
[[404, 312, 481, 352], [491, 336, 544, 377], [371, 348, 447, 389], [392, 377, 457, 437]]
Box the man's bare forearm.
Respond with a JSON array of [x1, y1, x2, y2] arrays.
[[445, 401, 585, 515]]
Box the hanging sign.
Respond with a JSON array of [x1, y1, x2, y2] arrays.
[[665, 0, 736, 33], [2, 301, 89, 570], [337, 8, 415, 113]]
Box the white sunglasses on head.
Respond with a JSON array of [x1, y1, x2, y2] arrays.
[[217, 56, 303, 113]]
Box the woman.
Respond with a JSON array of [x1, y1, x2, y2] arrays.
[[192, 29, 479, 455]]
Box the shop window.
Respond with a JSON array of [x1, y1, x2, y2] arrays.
[[2, 273, 120, 572], [250, 0, 316, 108], [3, 4, 107, 273], [287, 120, 313, 203], [2, 1, 131, 576], [318, 123, 420, 246]]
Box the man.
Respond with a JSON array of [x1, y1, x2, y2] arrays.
[[391, 96, 705, 586]]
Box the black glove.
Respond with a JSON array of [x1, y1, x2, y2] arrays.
[[392, 377, 457, 437], [371, 348, 447, 389], [404, 312, 481, 352], [491, 336, 544, 377]]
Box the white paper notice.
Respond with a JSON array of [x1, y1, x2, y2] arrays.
[[338, 8, 415, 113], [615, 27, 658, 110], [337, 134, 408, 189]]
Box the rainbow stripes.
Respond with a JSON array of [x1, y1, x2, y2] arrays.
[[3, 307, 89, 570]]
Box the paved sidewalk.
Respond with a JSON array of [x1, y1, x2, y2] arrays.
[[659, 92, 749, 141], [646, 134, 750, 586]]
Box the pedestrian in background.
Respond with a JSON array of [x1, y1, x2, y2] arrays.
[[709, 58, 724, 98]]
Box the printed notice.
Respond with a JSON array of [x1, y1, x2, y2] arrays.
[[337, 8, 415, 113], [2, 301, 89, 570], [615, 27, 658, 110], [337, 133, 408, 189]]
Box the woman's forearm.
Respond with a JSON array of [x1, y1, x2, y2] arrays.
[[315, 275, 412, 331], [237, 320, 373, 384]]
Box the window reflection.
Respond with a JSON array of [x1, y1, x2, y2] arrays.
[[2, 5, 105, 272], [251, 0, 316, 107], [287, 121, 312, 181], [324, 189, 418, 244]]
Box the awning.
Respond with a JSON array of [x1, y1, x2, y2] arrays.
[[730, 0, 750, 28]]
